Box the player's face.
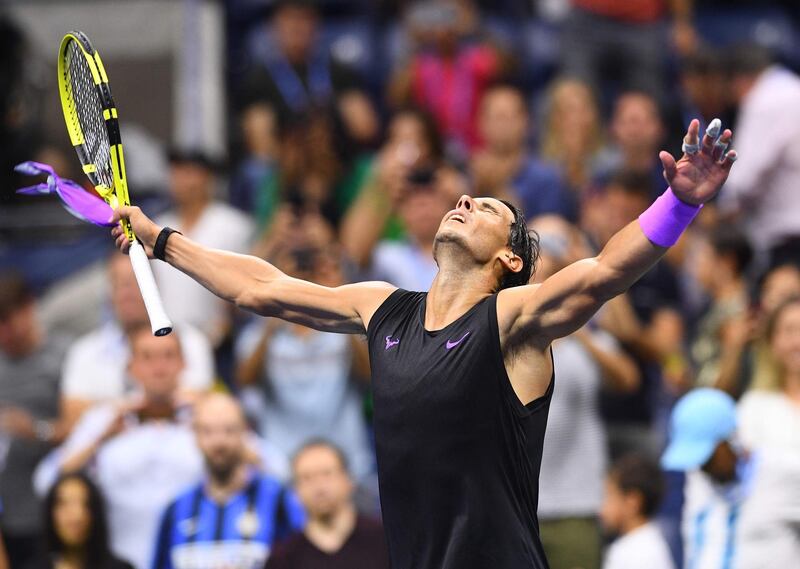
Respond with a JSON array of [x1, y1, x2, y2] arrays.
[[128, 332, 183, 402], [435, 195, 516, 269], [53, 478, 92, 547], [293, 446, 353, 520], [193, 399, 246, 482]]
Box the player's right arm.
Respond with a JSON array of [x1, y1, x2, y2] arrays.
[[111, 206, 396, 334]]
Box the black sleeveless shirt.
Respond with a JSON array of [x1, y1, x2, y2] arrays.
[[367, 290, 553, 569]]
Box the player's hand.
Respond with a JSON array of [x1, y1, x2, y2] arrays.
[[659, 118, 737, 206], [110, 206, 160, 257]]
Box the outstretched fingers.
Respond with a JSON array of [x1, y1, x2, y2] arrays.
[[659, 150, 678, 182], [681, 119, 701, 156], [720, 149, 738, 172], [701, 118, 722, 156], [712, 129, 732, 161]]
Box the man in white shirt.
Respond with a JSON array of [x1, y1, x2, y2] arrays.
[[719, 46, 800, 261], [601, 454, 675, 569], [61, 253, 214, 429], [38, 327, 204, 569], [661, 388, 800, 569], [153, 150, 254, 345]]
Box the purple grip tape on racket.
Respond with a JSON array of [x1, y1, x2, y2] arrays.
[[15, 161, 115, 227], [638, 187, 702, 247]]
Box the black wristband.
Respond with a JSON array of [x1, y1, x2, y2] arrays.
[[153, 227, 181, 261]]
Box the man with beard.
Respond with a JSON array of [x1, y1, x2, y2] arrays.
[[152, 393, 305, 569]]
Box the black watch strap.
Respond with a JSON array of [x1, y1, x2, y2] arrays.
[[153, 227, 181, 261]]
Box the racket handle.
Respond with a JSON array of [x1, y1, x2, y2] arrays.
[[129, 241, 173, 336]]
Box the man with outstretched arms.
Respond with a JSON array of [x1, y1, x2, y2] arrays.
[[111, 119, 735, 569]]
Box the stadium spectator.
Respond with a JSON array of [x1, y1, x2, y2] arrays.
[[719, 45, 800, 265], [341, 107, 446, 269], [560, 0, 697, 102], [675, 51, 735, 139], [471, 85, 573, 221], [25, 472, 134, 569], [0, 273, 69, 568], [60, 253, 214, 430], [759, 264, 800, 316], [152, 393, 304, 569], [36, 327, 204, 569], [238, 0, 377, 143], [690, 226, 752, 390], [152, 149, 254, 346], [738, 297, 800, 453], [251, 110, 347, 231], [266, 440, 390, 569], [662, 388, 800, 569], [600, 454, 674, 569], [230, 102, 279, 214], [582, 172, 688, 457], [366, 166, 458, 290], [594, 90, 668, 197], [539, 78, 604, 194], [695, 263, 800, 400], [388, 0, 505, 159], [534, 216, 640, 569], [235, 240, 374, 481]]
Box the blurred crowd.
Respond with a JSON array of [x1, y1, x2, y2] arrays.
[[2, 0, 800, 568]]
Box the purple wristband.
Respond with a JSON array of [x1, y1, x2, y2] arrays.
[[638, 188, 702, 247]]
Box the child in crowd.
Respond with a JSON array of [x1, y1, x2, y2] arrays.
[[600, 454, 675, 569]]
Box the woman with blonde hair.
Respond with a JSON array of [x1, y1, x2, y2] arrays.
[[539, 78, 604, 193], [738, 296, 800, 453]]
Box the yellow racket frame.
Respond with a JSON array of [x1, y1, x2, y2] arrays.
[[57, 31, 134, 242]]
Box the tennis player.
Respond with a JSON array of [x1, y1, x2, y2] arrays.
[[111, 119, 735, 569]]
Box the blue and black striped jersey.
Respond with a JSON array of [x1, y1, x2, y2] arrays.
[[152, 473, 305, 569]]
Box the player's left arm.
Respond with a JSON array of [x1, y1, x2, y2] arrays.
[[500, 119, 737, 347]]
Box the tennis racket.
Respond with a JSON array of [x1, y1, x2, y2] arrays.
[[57, 30, 172, 336]]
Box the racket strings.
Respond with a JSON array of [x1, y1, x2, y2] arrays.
[[65, 41, 114, 192]]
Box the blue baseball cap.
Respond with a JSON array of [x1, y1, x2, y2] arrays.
[[661, 388, 737, 471]]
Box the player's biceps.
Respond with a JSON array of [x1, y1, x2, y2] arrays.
[[539, 292, 598, 333]]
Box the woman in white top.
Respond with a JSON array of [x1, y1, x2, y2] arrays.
[[739, 296, 800, 453]]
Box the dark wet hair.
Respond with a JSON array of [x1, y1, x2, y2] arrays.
[[609, 454, 665, 518], [498, 200, 538, 290], [43, 472, 118, 568]]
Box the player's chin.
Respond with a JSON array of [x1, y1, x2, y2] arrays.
[[435, 223, 466, 242]]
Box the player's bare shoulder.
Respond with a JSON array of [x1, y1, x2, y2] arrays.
[[345, 281, 398, 330], [495, 283, 544, 338]]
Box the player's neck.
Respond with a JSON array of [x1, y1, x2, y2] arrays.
[[305, 503, 357, 553], [426, 267, 494, 330]]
